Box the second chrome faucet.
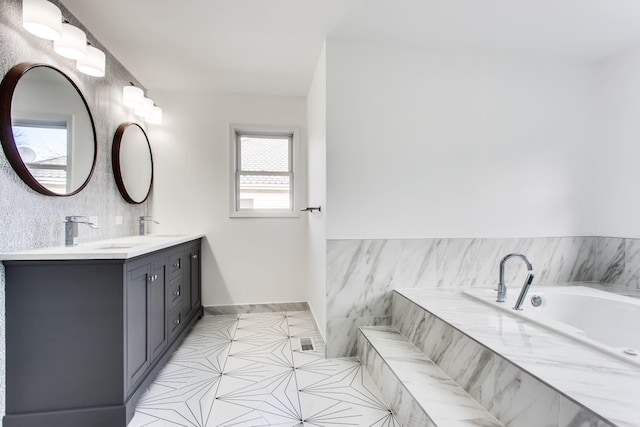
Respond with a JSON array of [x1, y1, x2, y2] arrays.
[[496, 253, 534, 310], [139, 216, 159, 235]]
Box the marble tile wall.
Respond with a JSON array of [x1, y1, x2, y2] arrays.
[[595, 236, 640, 289], [1, 0, 151, 417], [326, 237, 596, 357]]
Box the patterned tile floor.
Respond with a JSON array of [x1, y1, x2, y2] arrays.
[[128, 311, 401, 426]]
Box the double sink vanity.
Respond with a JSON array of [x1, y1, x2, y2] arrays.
[[1, 234, 203, 427]]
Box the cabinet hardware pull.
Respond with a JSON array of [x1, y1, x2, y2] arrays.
[[173, 261, 180, 268], [149, 275, 154, 282], [191, 254, 198, 259], [174, 319, 180, 325], [173, 291, 180, 296]]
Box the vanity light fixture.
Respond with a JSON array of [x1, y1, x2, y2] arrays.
[[122, 83, 163, 125], [22, 0, 62, 40], [123, 84, 144, 109], [21, 0, 106, 78], [135, 96, 154, 117], [146, 105, 163, 125], [76, 44, 105, 77], [53, 22, 87, 60]]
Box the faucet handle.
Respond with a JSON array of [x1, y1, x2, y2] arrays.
[[65, 216, 98, 228], [139, 216, 159, 224]]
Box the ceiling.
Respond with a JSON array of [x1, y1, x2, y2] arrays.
[[61, 0, 640, 96]]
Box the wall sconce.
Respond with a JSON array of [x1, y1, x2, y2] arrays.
[[22, 0, 62, 40], [122, 84, 163, 125], [22, 0, 106, 78]]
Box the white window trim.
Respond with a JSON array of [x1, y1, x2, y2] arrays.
[[229, 124, 301, 218]]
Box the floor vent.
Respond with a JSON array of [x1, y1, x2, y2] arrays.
[[298, 337, 315, 351]]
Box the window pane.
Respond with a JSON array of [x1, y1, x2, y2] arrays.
[[240, 136, 289, 172], [13, 124, 68, 194], [239, 174, 291, 210]]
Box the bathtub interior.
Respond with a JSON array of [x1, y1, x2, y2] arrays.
[[463, 286, 640, 365]]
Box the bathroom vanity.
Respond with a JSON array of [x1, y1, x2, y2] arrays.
[[1, 234, 203, 427]]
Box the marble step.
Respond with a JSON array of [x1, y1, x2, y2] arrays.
[[357, 326, 504, 427]]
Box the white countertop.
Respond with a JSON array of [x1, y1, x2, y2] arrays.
[[395, 286, 640, 427], [0, 233, 204, 261]]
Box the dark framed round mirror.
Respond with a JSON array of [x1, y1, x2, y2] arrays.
[[112, 122, 153, 204], [0, 63, 97, 196]]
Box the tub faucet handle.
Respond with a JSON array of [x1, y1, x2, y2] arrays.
[[513, 273, 535, 310]]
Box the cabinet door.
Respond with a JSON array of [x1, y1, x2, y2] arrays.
[[126, 264, 150, 391], [190, 248, 201, 310], [149, 259, 168, 360]]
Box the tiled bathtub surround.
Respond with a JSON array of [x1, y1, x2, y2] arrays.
[[357, 326, 504, 427], [327, 236, 596, 357], [392, 289, 631, 427]]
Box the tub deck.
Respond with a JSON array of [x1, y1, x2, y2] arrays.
[[394, 286, 640, 427]]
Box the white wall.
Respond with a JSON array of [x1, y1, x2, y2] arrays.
[[148, 92, 308, 307], [325, 41, 601, 240], [597, 47, 640, 238], [306, 45, 327, 339]]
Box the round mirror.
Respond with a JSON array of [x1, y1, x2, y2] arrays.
[[0, 63, 97, 196], [112, 122, 153, 204]]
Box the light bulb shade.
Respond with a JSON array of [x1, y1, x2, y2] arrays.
[[76, 45, 105, 77], [22, 0, 62, 40], [135, 97, 154, 117], [123, 85, 144, 109], [147, 106, 163, 124], [53, 23, 87, 60]]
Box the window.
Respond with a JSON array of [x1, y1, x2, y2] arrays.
[[230, 125, 300, 217]]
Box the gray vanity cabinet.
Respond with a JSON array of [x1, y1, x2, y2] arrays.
[[3, 238, 203, 427]]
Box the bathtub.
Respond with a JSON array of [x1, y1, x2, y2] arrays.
[[463, 285, 640, 365]]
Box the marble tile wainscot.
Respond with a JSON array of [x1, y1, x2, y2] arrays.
[[392, 288, 636, 427], [326, 236, 596, 357]]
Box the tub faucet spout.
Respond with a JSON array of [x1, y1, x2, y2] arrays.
[[497, 253, 533, 303]]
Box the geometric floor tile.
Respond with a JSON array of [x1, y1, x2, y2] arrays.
[[128, 311, 401, 427]]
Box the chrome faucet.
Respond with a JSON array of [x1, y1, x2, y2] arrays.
[[139, 216, 159, 235], [496, 253, 533, 303], [64, 216, 98, 246]]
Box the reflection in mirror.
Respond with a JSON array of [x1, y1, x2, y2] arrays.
[[0, 63, 96, 196], [112, 123, 153, 204]]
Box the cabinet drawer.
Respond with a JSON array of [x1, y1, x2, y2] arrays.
[[169, 278, 183, 310], [169, 306, 183, 339], [169, 254, 183, 276]]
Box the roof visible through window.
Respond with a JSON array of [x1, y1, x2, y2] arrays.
[[240, 136, 289, 172]]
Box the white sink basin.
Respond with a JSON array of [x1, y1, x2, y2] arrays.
[[92, 243, 145, 250]]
